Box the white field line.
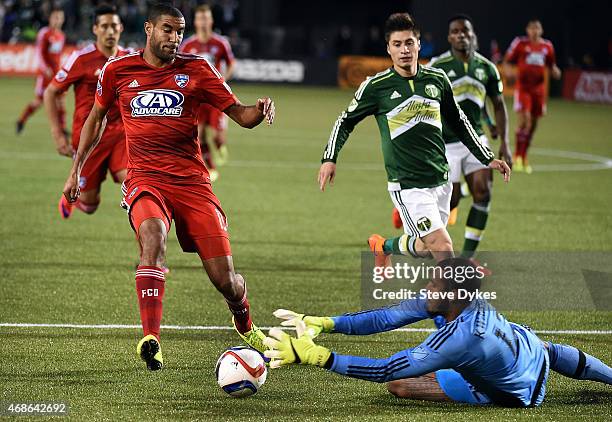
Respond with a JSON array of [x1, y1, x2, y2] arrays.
[[1, 148, 610, 172], [0, 322, 610, 335]]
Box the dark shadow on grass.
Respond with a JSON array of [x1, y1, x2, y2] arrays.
[[548, 389, 612, 405]]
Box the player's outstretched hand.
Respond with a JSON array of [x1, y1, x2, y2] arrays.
[[318, 162, 336, 191], [488, 124, 499, 140], [56, 143, 74, 158], [488, 159, 511, 182], [62, 171, 80, 203], [256, 97, 275, 125], [263, 322, 331, 369], [273, 309, 335, 339]]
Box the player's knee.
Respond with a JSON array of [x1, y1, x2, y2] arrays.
[[471, 188, 491, 204], [76, 201, 99, 214], [138, 219, 167, 263], [423, 230, 452, 253]]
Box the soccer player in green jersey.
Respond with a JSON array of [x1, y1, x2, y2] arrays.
[[318, 13, 510, 263], [426, 15, 513, 258]]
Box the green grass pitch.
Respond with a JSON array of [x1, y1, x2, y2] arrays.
[[1, 77, 611, 420]]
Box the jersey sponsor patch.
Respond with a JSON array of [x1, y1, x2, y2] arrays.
[[55, 69, 68, 82], [411, 346, 429, 361], [175, 74, 189, 88], [130, 89, 184, 117]]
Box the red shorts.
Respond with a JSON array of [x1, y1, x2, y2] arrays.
[[122, 176, 231, 259], [35, 74, 53, 98], [197, 103, 227, 131], [514, 88, 546, 117], [76, 125, 127, 192]]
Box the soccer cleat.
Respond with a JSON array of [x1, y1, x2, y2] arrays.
[[216, 145, 229, 166], [513, 156, 524, 172], [368, 234, 392, 270], [209, 169, 219, 182], [391, 208, 402, 229], [448, 207, 458, 226], [233, 318, 269, 356], [524, 159, 533, 174], [136, 334, 164, 371], [58, 195, 74, 219], [16, 121, 24, 135]]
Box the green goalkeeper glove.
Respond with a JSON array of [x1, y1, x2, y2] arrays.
[[263, 322, 331, 369], [273, 309, 335, 339]]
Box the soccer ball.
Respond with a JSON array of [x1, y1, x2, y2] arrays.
[[215, 346, 267, 397]]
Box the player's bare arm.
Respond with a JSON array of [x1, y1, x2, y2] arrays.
[[43, 83, 72, 157], [490, 94, 512, 168], [224, 61, 235, 80], [550, 64, 562, 80], [225, 97, 275, 128], [62, 102, 108, 202]]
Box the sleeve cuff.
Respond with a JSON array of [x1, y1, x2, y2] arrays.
[[321, 158, 337, 164]]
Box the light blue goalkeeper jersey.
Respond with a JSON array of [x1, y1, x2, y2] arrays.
[[328, 298, 549, 407]]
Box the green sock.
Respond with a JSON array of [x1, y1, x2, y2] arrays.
[[462, 202, 489, 258], [384, 234, 413, 256]]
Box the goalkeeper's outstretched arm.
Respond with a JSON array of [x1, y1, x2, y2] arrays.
[[275, 297, 431, 337]]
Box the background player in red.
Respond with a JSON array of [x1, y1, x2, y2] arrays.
[[504, 19, 561, 173], [17, 7, 67, 136], [62, 3, 275, 371], [45, 4, 128, 219], [179, 4, 236, 180]]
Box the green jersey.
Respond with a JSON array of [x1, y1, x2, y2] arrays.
[[322, 65, 494, 189], [429, 51, 503, 143]]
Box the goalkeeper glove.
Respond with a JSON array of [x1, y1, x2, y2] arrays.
[[263, 322, 331, 369], [273, 308, 335, 339]]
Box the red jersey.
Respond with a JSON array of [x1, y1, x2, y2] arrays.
[[505, 36, 556, 89], [179, 33, 234, 73], [36, 26, 65, 76], [51, 44, 129, 148], [95, 51, 237, 181]]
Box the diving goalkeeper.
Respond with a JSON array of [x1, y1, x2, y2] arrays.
[[264, 257, 612, 407]]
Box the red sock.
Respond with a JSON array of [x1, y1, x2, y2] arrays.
[[515, 129, 528, 159], [18, 103, 38, 124], [75, 200, 99, 214], [227, 290, 252, 334], [523, 131, 534, 160], [135, 266, 166, 340]]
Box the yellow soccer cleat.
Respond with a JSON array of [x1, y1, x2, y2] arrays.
[[514, 156, 524, 172], [233, 318, 268, 355], [136, 334, 164, 371], [216, 144, 229, 166]]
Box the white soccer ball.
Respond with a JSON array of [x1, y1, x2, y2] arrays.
[[215, 346, 267, 397]]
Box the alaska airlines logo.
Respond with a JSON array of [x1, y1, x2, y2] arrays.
[[130, 89, 184, 117]]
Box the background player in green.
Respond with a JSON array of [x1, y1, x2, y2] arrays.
[[318, 13, 510, 264], [426, 15, 513, 258]]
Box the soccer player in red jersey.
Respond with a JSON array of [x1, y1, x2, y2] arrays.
[[179, 4, 236, 180], [17, 7, 67, 135], [62, 3, 275, 371], [45, 4, 128, 219], [504, 19, 561, 173]]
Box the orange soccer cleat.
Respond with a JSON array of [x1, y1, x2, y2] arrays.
[[368, 234, 392, 270], [391, 208, 403, 229], [448, 207, 458, 226], [58, 195, 74, 219]]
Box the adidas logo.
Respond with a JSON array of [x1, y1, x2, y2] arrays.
[[128, 80, 140, 88], [390, 90, 402, 99], [447, 69, 457, 77]]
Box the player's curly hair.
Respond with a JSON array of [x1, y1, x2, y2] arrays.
[[384, 13, 420, 42], [436, 257, 483, 298]]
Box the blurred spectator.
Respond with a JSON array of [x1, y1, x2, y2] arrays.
[[419, 31, 434, 59], [336, 25, 352, 56], [363, 25, 383, 56]]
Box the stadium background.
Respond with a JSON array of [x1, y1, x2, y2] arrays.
[[1, 0, 611, 420]]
